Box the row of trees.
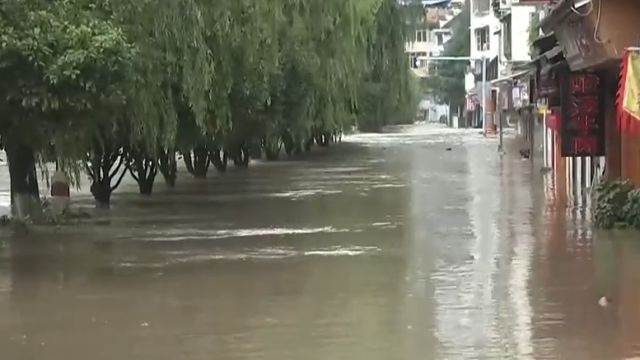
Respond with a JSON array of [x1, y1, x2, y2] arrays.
[[0, 0, 420, 219]]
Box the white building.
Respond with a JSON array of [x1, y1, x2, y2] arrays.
[[404, 1, 465, 125], [405, 2, 462, 78], [492, 0, 537, 132], [495, 0, 537, 76], [469, 0, 500, 61], [465, 0, 536, 130]]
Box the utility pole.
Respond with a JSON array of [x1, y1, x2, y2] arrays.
[[481, 55, 487, 137]]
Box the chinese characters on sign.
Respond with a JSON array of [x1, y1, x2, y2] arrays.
[[561, 72, 605, 157]]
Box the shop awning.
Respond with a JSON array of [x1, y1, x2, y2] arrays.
[[527, 45, 564, 70], [491, 70, 531, 85], [420, 0, 451, 6], [532, 32, 557, 53]]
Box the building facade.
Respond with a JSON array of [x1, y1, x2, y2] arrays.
[[514, 0, 640, 203]]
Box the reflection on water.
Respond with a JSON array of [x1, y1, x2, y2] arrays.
[[1, 124, 640, 359]]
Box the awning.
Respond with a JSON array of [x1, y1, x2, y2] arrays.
[[491, 70, 531, 85], [527, 45, 565, 69], [420, 0, 450, 6], [541, 59, 568, 76], [532, 32, 557, 53]]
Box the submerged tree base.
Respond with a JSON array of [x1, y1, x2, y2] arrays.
[[6, 140, 42, 221], [10, 193, 42, 222], [90, 181, 113, 209], [158, 150, 177, 187], [184, 146, 211, 178], [210, 149, 228, 172], [129, 152, 158, 195]]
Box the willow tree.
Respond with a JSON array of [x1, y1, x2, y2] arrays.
[[104, 0, 214, 185], [0, 0, 134, 218], [358, 0, 420, 132]]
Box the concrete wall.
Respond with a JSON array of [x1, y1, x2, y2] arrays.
[[510, 5, 536, 62], [590, 0, 640, 60]]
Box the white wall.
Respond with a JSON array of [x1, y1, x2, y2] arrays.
[[469, 0, 500, 60], [405, 41, 431, 54], [510, 5, 536, 62]]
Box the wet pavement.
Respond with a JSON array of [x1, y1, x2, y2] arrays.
[[1, 124, 640, 359]]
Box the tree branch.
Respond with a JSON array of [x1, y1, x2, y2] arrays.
[[111, 166, 128, 192], [129, 166, 140, 182], [109, 155, 125, 180], [84, 160, 95, 180]]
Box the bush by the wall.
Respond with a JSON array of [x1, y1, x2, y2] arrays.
[[592, 179, 634, 229], [623, 189, 640, 229]]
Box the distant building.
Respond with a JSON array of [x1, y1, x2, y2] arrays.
[[405, 0, 463, 126], [405, 0, 462, 78], [490, 0, 537, 135]]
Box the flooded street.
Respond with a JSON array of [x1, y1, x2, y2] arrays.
[[1, 124, 640, 359]]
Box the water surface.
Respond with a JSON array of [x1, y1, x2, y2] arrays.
[[1, 124, 639, 359]]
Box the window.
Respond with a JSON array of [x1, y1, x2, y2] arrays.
[[437, 34, 444, 46], [475, 26, 490, 51], [410, 52, 428, 69], [473, 0, 490, 14], [503, 17, 512, 60], [415, 29, 428, 43]]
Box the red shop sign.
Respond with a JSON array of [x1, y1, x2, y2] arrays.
[[560, 72, 605, 157]]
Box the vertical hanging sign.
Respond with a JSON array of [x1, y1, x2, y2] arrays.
[[560, 72, 605, 157]]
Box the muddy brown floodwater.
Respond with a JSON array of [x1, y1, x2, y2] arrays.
[[1, 124, 640, 360]]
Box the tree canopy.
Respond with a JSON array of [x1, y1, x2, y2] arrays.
[[0, 0, 421, 217]]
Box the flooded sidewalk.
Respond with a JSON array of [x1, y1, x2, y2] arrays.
[[1, 124, 639, 359]]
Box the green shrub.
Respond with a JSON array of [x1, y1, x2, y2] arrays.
[[592, 179, 634, 229], [623, 189, 640, 229]]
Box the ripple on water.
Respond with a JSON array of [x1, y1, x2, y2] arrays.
[[115, 246, 383, 269], [269, 189, 343, 199], [136, 226, 350, 242]]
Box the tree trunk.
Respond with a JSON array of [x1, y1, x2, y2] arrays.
[[233, 144, 250, 167], [90, 180, 112, 208], [304, 137, 314, 152], [318, 132, 331, 147], [158, 149, 177, 187], [184, 145, 210, 178], [129, 155, 157, 196], [137, 178, 154, 195], [263, 136, 281, 161], [86, 145, 127, 208], [282, 132, 295, 156], [210, 148, 228, 172], [6, 141, 41, 221]]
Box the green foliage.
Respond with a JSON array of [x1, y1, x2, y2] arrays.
[[423, 1, 470, 106], [622, 189, 640, 229], [357, 0, 420, 131], [528, 13, 541, 56], [0, 0, 135, 151], [592, 179, 635, 229], [1, 0, 422, 210]]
